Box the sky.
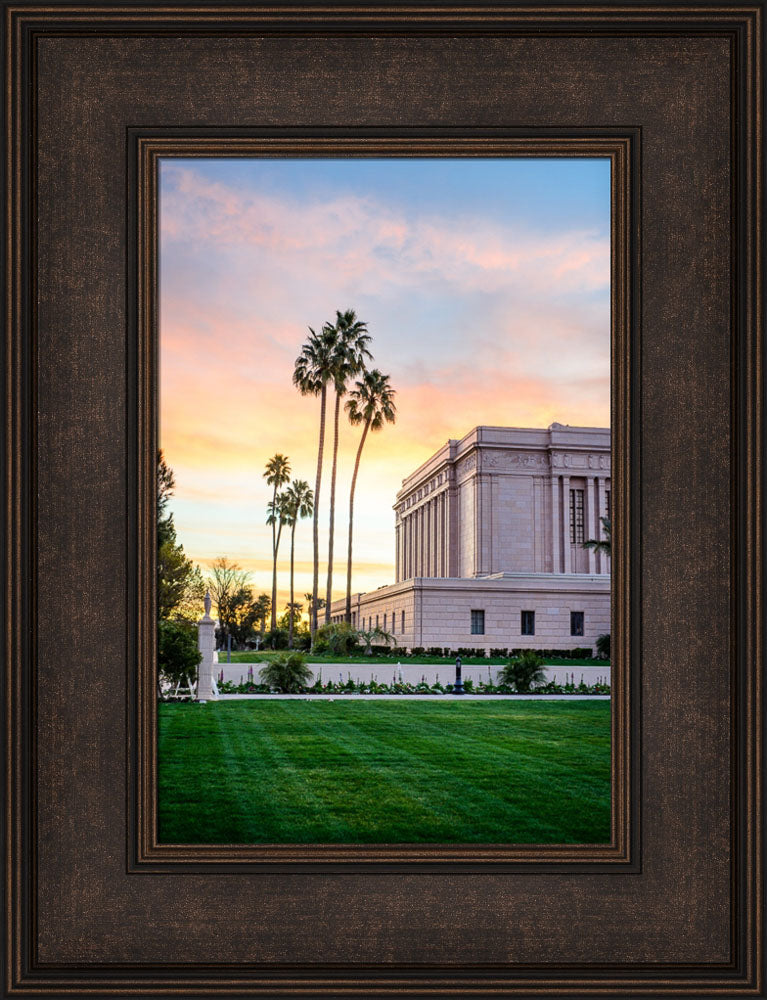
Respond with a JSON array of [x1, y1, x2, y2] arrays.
[[159, 157, 611, 612]]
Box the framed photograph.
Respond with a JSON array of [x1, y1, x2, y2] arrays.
[[4, 2, 763, 996]]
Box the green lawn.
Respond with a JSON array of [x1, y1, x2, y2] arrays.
[[222, 651, 607, 667], [158, 700, 611, 844]]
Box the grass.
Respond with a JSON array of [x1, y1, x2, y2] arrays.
[[222, 650, 607, 667], [158, 700, 611, 844]]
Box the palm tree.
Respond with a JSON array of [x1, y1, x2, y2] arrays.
[[282, 479, 314, 648], [344, 369, 396, 622], [323, 310, 372, 624], [304, 592, 325, 627], [266, 491, 291, 635], [263, 454, 291, 630], [293, 328, 337, 642], [583, 516, 611, 557]]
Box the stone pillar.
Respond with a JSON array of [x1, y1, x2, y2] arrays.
[[196, 590, 217, 701], [550, 475, 561, 573], [395, 521, 401, 582], [587, 477, 598, 575], [562, 475, 572, 573]]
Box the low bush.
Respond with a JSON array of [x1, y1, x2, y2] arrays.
[[489, 648, 509, 658], [499, 651, 547, 693], [456, 647, 487, 658], [596, 633, 610, 659], [410, 647, 425, 656], [509, 647, 593, 660], [259, 652, 313, 693]]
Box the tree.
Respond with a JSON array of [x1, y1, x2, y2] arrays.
[[157, 450, 176, 547], [263, 454, 291, 630], [266, 490, 291, 637], [293, 326, 338, 641], [158, 619, 202, 697], [253, 593, 271, 638], [281, 479, 314, 648], [207, 557, 250, 647], [156, 451, 203, 622], [304, 592, 325, 630], [357, 626, 395, 655], [343, 369, 397, 622], [322, 310, 372, 625], [583, 516, 611, 557]]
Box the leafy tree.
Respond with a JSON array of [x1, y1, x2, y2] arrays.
[[321, 310, 372, 624], [281, 479, 314, 648], [158, 539, 198, 620], [157, 451, 176, 547], [583, 516, 611, 557], [263, 455, 291, 630], [293, 327, 337, 641], [157, 451, 203, 622], [253, 593, 271, 639], [344, 369, 396, 621], [207, 557, 250, 647], [259, 652, 313, 692], [158, 619, 201, 696], [499, 651, 547, 692]]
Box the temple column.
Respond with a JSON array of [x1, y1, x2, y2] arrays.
[[550, 474, 561, 573], [563, 475, 572, 573], [587, 478, 598, 575]]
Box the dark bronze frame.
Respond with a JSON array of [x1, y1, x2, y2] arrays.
[[4, 2, 764, 996]]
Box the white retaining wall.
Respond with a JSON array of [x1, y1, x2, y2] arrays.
[[214, 660, 611, 687]]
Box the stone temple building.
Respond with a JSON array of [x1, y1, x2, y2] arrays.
[[329, 423, 611, 652]]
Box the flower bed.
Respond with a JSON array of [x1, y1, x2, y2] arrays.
[[216, 677, 611, 696]]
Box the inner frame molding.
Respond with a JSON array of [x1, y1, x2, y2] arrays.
[[128, 132, 638, 871]]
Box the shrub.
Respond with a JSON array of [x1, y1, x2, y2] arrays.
[[596, 633, 611, 659], [490, 648, 509, 658], [158, 619, 201, 688], [426, 647, 443, 657], [499, 651, 547, 692], [410, 647, 425, 657], [262, 628, 289, 650], [390, 646, 408, 658], [259, 652, 313, 693], [313, 622, 359, 656]]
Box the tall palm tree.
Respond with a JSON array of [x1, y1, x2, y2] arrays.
[[293, 327, 337, 642], [323, 310, 372, 624], [263, 454, 291, 630], [266, 491, 291, 635], [282, 479, 314, 648], [344, 369, 397, 622]]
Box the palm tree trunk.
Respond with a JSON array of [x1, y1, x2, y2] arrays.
[[269, 482, 278, 631], [271, 520, 283, 637], [325, 390, 342, 623], [288, 521, 296, 649], [345, 419, 370, 623], [311, 385, 327, 642]]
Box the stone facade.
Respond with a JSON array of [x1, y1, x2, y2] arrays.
[[330, 423, 611, 652]]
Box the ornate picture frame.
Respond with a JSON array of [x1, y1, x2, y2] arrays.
[[4, 3, 763, 995]]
